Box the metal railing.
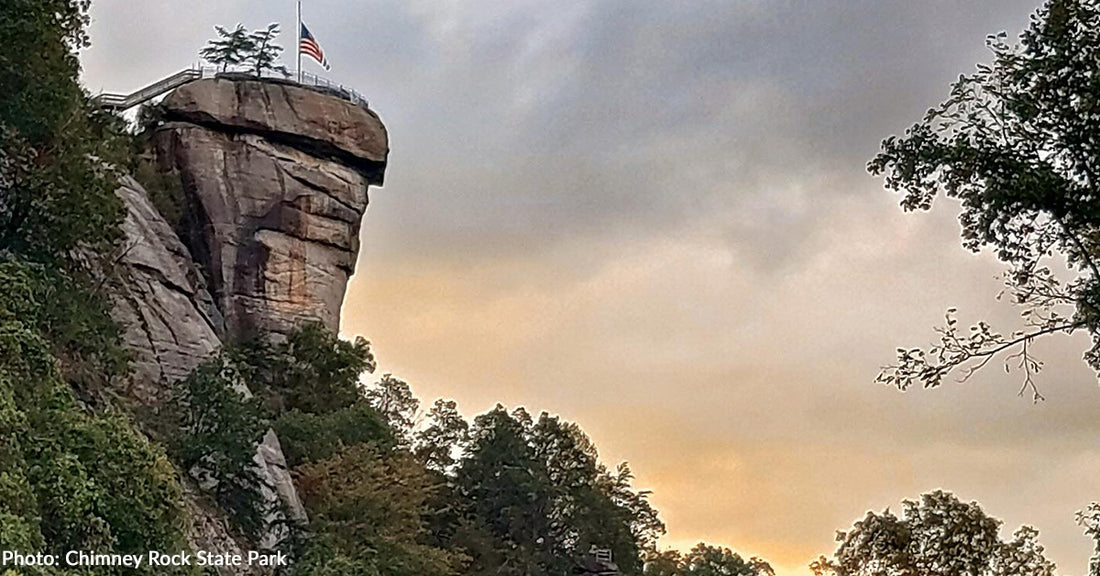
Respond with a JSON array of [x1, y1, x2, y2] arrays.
[[294, 70, 371, 109], [92, 65, 369, 111], [92, 68, 202, 110]]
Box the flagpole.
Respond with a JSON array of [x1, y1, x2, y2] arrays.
[[296, 0, 302, 83]]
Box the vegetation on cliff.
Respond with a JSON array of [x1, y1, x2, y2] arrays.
[[0, 1, 197, 573], [171, 323, 668, 575]]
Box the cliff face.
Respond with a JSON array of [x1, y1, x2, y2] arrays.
[[153, 78, 387, 337], [107, 77, 388, 568]]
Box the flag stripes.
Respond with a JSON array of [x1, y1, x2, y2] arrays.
[[299, 23, 330, 70]]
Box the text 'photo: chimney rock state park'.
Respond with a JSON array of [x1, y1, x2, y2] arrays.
[[8, 0, 1100, 575]]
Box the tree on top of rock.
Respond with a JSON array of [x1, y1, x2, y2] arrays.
[[200, 24, 252, 72], [199, 23, 290, 77], [246, 23, 289, 78]]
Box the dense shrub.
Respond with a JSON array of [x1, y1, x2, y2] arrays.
[[171, 355, 270, 540], [288, 445, 466, 576], [233, 323, 376, 416], [273, 403, 393, 468], [0, 264, 187, 574]]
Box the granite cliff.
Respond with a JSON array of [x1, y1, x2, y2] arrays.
[[106, 77, 388, 569]]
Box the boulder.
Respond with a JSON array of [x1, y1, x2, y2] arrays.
[[161, 78, 387, 178]]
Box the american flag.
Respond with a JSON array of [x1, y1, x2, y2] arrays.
[[299, 23, 330, 70]]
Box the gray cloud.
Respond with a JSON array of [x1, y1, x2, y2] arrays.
[[86, 0, 1041, 267]]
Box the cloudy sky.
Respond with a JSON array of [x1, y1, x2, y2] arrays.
[[83, 1, 1100, 574]]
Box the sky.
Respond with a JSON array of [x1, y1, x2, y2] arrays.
[[82, 1, 1100, 575]]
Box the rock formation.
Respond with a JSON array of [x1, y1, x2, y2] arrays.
[[107, 76, 387, 571], [154, 78, 386, 337]]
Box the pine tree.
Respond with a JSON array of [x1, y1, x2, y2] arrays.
[[200, 24, 253, 72], [247, 23, 290, 78]]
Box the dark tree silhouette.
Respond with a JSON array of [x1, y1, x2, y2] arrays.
[[812, 491, 1054, 576], [199, 24, 252, 72], [871, 0, 1100, 401], [246, 23, 289, 78]]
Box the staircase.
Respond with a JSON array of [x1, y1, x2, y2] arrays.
[[92, 68, 204, 111]]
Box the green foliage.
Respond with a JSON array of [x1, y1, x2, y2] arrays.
[[171, 355, 271, 540], [0, 1, 190, 570], [992, 527, 1057, 576], [0, 0, 132, 392], [452, 405, 665, 575], [870, 0, 1100, 399], [644, 545, 773, 576], [0, 99, 125, 264], [220, 325, 459, 575], [869, 5, 1100, 565], [0, 0, 125, 263], [5, 6, 685, 575], [27, 409, 183, 553], [0, 258, 131, 393], [414, 399, 469, 473], [127, 104, 186, 231], [453, 406, 551, 575], [235, 322, 376, 416], [1077, 504, 1100, 576], [529, 415, 662, 574], [811, 491, 1053, 576], [131, 158, 185, 231], [199, 23, 290, 77], [165, 324, 384, 545], [274, 403, 393, 468], [288, 445, 466, 576], [365, 374, 419, 441], [135, 103, 167, 134], [0, 0, 88, 144], [0, 265, 186, 573], [200, 24, 252, 72], [247, 24, 290, 78], [174, 324, 711, 576]]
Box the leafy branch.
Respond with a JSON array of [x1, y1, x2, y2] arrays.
[[877, 308, 1083, 402]]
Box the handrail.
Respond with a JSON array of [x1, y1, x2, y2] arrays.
[[92, 65, 369, 111], [92, 68, 202, 110]]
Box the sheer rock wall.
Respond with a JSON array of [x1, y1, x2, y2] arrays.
[[153, 78, 387, 338]]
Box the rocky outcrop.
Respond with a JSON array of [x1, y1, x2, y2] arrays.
[[110, 176, 223, 405], [110, 175, 307, 566], [154, 78, 387, 338], [107, 76, 387, 572], [161, 78, 387, 174]]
